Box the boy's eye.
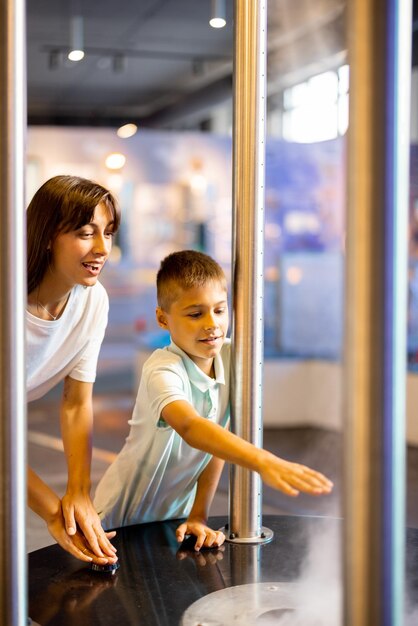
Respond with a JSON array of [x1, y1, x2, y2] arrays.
[[215, 308, 226, 315], [105, 230, 115, 238], [79, 231, 93, 237], [188, 312, 201, 318]]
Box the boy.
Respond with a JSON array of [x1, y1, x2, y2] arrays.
[[94, 250, 332, 550]]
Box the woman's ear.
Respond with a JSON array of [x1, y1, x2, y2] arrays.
[[156, 307, 168, 329]]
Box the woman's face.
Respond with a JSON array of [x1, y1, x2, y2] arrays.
[[49, 202, 115, 290]]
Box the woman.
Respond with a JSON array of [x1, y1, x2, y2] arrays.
[[26, 175, 120, 565]]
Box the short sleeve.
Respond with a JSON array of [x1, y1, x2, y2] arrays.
[[68, 286, 109, 383], [146, 362, 190, 425]]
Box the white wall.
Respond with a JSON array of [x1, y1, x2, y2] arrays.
[[263, 360, 418, 446]]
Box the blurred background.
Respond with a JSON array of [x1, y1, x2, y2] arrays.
[[26, 0, 418, 550]]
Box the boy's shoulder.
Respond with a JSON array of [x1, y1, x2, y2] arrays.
[[143, 345, 184, 373]]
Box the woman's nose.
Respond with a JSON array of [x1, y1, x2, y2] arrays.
[[93, 234, 111, 255]]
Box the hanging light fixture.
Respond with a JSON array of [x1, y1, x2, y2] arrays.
[[209, 0, 226, 28], [68, 15, 85, 62]]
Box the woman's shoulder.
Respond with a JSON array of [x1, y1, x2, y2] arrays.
[[68, 282, 109, 326]]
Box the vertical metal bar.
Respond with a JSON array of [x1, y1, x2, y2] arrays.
[[344, 0, 412, 624], [0, 0, 27, 624], [228, 0, 272, 543]]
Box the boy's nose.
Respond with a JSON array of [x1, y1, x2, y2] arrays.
[[204, 314, 217, 329]]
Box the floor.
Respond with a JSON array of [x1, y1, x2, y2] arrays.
[[27, 368, 418, 554]]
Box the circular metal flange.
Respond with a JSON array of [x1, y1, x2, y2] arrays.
[[181, 582, 299, 626], [218, 525, 274, 544]]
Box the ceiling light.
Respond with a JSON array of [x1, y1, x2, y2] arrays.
[[209, 0, 226, 28], [105, 153, 126, 170], [68, 15, 84, 62], [117, 123, 138, 139]]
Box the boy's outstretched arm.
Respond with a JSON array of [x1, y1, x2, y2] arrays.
[[161, 400, 333, 497], [176, 456, 226, 551]]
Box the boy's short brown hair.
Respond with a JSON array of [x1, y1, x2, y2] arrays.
[[157, 250, 227, 311]]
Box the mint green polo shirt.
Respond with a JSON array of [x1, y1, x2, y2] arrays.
[[94, 339, 231, 529]]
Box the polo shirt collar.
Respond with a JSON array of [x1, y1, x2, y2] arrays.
[[169, 340, 225, 391]]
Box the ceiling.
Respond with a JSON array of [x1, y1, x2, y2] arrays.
[[26, 0, 417, 130]]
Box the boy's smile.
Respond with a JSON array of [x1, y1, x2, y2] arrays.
[[156, 280, 229, 377]]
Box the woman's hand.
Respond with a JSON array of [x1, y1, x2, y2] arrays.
[[258, 450, 334, 497], [61, 491, 117, 563], [45, 503, 114, 564], [176, 516, 225, 551]]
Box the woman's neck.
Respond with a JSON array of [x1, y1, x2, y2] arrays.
[[27, 283, 73, 321]]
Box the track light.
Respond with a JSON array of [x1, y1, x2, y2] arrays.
[[209, 0, 226, 29], [68, 15, 84, 62]]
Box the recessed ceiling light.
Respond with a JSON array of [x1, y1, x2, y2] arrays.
[[105, 153, 126, 170], [117, 123, 138, 139]]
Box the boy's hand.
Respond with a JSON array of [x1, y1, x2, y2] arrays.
[[258, 451, 334, 497], [176, 516, 226, 551]]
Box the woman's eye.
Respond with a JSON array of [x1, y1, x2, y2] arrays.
[[79, 231, 93, 238], [105, 231, 115, 238]]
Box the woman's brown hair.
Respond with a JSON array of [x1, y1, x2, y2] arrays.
[[27, 175, 120, 294]]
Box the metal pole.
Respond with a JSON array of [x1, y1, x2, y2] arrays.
[[0, 0, 27, 624], [344, 0, 412, 624], [226, 0, 272, 544]]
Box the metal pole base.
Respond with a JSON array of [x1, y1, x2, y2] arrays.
[[219, 525, 274, 544]]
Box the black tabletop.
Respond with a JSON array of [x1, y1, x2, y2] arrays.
[[28, 515, 418, 626]]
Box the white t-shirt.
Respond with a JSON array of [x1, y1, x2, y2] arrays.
[[26, 282, 109, 402], [94, 339, 231, 530]]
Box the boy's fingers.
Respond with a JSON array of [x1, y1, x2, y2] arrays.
[[275, 477, 299, 496], [194, 530, 207, 551], [290, 475, 330, 495], [176, 524, 187, 542], [214, 531, 226, 546]]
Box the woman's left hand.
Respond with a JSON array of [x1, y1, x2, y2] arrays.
[[61, 491, 117, 563]]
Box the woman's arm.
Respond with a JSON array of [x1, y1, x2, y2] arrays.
[[161, 400, 333, 497], [176, 455, 226, 550], [60, 376, 117, 562], [28, 466, 99, 562]]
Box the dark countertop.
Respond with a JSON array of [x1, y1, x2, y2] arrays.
[[29, 515, 418, 626]]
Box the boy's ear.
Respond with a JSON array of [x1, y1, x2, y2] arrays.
[[156, 307, 168, 329]]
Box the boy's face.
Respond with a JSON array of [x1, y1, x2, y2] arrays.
[[156, 280, 229, 377]]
